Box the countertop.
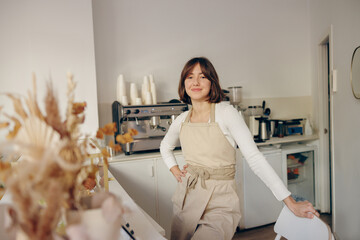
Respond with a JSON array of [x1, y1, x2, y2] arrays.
[[107, 170, 166, 239], [109, 134, 318, 163]]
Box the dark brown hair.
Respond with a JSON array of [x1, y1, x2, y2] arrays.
[[178, 57, 225, 104]]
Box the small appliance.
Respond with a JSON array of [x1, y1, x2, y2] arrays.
[[227, 86, 243, 111], [256, 117, 271, 142], [272, 119, 304, 137], [112, 101, 188, 155]]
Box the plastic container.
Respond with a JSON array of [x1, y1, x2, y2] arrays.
[[277, 121, 285, 138], [228, 86, 242, 106]]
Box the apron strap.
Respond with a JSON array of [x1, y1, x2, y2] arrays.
[[210, 103, 215, 123], [184, 107, 192, 122]]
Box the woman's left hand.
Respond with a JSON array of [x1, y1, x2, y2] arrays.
[[283, 196, 320, 219]]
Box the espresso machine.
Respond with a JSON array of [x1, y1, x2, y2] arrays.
[[112, 101, 188, 155]]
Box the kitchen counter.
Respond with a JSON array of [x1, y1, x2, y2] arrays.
[[109, 149, 182, 163], [109, 134, 319, 162]]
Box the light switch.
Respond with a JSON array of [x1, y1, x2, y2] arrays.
[[332, 69, 338, 92]]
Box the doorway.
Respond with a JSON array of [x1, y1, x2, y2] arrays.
[[318, 26, 334, 230]]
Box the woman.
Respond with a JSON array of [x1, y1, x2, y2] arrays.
[[160, 57, 318, 240]]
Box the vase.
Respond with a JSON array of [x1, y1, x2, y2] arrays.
[[66, 208, 122, 240], [15, 230, 29, 240]]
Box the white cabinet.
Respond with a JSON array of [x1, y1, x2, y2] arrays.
[[110, 148, 288, 234], [109, 159, 157, 220], [237, 148, 286, 229], [109, 153, 185, 239], [109, 139, 320, 235]]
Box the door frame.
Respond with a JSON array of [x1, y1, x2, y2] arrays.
[[317, 25, 335, 228]]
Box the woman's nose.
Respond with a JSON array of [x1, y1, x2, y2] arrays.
[[193, 76, 200, 85]]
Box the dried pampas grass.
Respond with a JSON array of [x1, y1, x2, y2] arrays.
[[44, 81, 66, 138], [24, 74, 44, 121], [0, 74, 90, 239], [4, 114, 22, 140], [5, 94, 28, 120], [0, 73, 137, 240]]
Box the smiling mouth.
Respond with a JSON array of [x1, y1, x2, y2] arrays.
[[191, 88, 202, 92]]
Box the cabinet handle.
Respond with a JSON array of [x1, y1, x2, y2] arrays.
[[149, 165, 154, 177]]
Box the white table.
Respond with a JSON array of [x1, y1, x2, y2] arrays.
[[0, 172, 166, 240], [107, 170, 166, 239]]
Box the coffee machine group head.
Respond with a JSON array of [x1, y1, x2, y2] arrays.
[[112, 101, 188, 155]]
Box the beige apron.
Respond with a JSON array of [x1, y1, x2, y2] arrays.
[[171, 103, 241, 240]]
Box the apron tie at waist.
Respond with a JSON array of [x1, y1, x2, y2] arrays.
[[187, 165, 235, 189]]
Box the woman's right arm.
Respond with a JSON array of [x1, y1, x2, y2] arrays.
[[223, 105, 291, 201], [160, 112, 187, 182]]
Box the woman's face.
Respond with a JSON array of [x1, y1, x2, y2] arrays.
[[184, 63, 211, 103]]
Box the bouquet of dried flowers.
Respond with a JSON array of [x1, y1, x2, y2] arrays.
[[0, 74, 137, 240]]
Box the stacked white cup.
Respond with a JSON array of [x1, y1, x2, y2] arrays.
[[141, 76, 152, 105], [149, 74, 157, 104], [121, 96, 128, 106], [130, 83, 139, 105], [135, 97, 142, 105], [116, 74, 127, 105], [117, 74, 157, 105], [145, 92, 152, 105]]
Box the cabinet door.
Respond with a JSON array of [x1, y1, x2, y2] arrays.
[[242, 151, 284, 229], [109, 159, 157, 220], [156, 154, 186, 239]]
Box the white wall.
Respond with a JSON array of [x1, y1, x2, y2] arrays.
[[309, 0, 360, 239], [92, 0, 312, 125], [0, 0, 99, 139]]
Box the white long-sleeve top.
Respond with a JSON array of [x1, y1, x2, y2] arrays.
[[160, 102, 291, 201]]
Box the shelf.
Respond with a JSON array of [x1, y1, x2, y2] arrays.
[[287, 163, 305, 169], [256, 134, 318, 146], [288, 178, 306, 184]]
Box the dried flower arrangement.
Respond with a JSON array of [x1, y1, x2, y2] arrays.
[[0, 74, 137, 240]]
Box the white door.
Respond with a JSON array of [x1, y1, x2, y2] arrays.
[[156, 154, 186, 239], [109, 159, 157, 220]]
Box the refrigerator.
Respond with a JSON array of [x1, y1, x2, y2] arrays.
[[237, 147, 286, 229], [281, 144, 317, 206]]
